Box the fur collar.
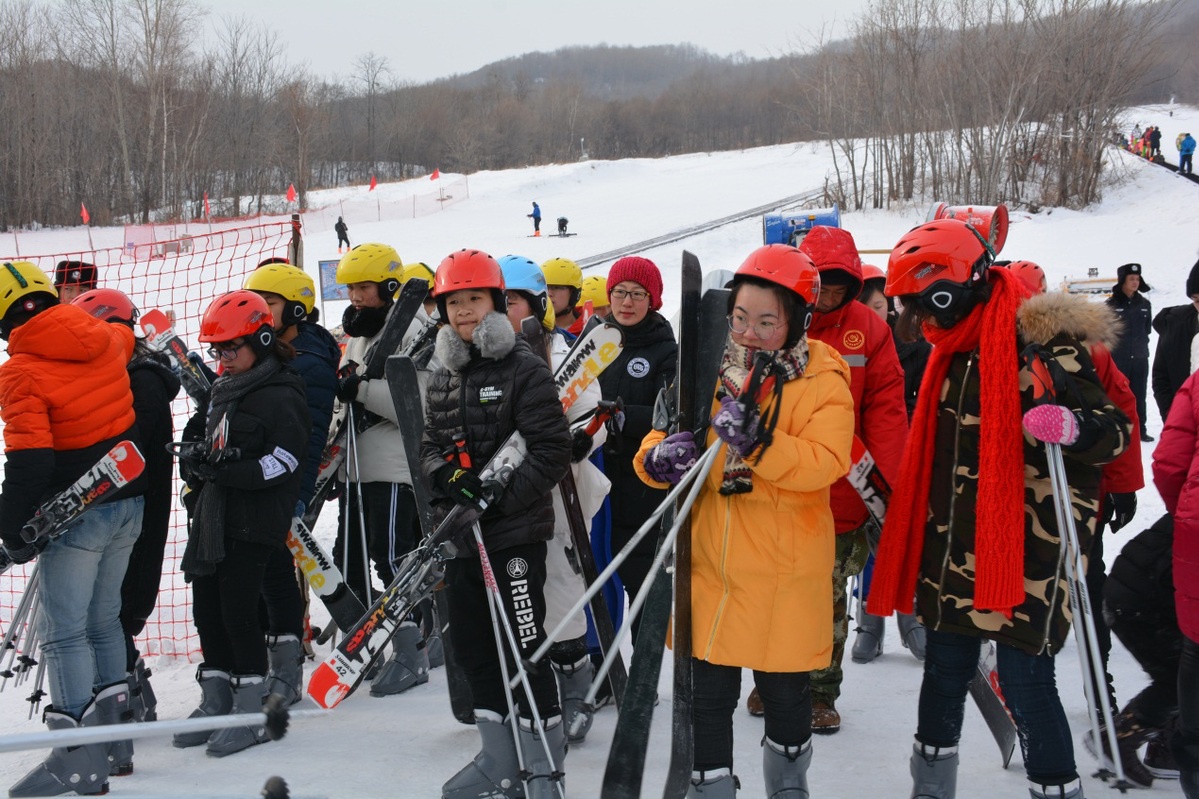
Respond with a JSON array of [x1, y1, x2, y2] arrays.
[[434, 311, 516, 372], [1017, 292, 1122, 350]]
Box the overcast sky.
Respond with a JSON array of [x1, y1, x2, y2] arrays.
[[195, 0, 871, 84]]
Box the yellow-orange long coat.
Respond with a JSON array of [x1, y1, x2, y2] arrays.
[[635, 339, 854, 672]]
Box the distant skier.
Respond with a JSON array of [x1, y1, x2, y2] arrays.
[[528, 202, 542, 236], [335, 217, 350, 253], [1181, 133, 1195, 176]]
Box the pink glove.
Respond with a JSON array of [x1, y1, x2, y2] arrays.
[[1022, 405, 1080, 446]]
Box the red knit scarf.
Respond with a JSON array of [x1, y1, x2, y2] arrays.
[[867, 268, 1029, 617]]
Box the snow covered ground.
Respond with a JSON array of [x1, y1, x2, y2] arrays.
[[0, 103, 1197, 797]]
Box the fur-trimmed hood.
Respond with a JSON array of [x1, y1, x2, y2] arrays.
[[433, 311, 516, 371], [1018, 292, 1122, 350]]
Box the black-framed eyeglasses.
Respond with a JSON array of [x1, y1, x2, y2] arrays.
[[727, 313, 780, 339], [610, 288, 650, 302], [207, 340, 247, 361]]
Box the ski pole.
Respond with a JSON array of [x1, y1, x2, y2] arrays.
[[0, 698, 328, 754], [0, 564, 40, 689], [345, 404, 374, 608], [518, 444, 721, 673], [579, 442, 720, 725], [471, 523, 566, 799]]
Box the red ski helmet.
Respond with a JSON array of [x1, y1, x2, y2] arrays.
[[732, 244, 821, 341], [198, 289, 275, 354], [71, 288, 139, 325], [859, 263, 887, 297], [886, 219, 994, 327], [1004, 260, 1047, 295], [432, 249, 506, 318]]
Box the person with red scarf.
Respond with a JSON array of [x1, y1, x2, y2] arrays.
[[867, 219, 1132, 799]]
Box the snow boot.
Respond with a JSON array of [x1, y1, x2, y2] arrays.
[[173, 666, 233, 748], [127, 657, 157, 722], [897, 612, 927, 660], [811, 700, 840, 734], [687, 768, 739, 797], [9, 702, 109, 797], [206, 674, 269, 757], [370, 622, 430, 696], [910, 742, 958, 799], [442, 710, 523, 799], [762, 736, 811, 798], [851, 613, 885, 663], [1028, 778, 1084, 798], [553, 656, 595, 744], [1145, 735, 1180, 779], [1082, 708, 1156, 787], [517, 717, 566, 799], [746, 686, 765, 717], [93, 680, 135, 776], [265, 633, 305, 706]]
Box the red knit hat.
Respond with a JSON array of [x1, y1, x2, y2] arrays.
[[607, 256, 664, 310]]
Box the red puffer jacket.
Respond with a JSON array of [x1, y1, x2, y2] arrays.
[[801, 226, 909, 534], [1152, 370, 1199, 643]]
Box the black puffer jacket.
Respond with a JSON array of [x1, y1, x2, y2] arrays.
[[183, 365, 310, 550], [1104, 513, 1175, 620], [1151, 303, 1199, 419], [598, 311, 677, 530], [420, 312, 571, 556], [128, 350, 181, 545]]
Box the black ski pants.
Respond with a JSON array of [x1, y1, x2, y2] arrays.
[[692, 657, 811, 771], [446, 541, 559, 721], [334, 481, 420, 609], [191, 538, 274, 676], [258, 546, 306, 638], [119, 511, 171, 669]]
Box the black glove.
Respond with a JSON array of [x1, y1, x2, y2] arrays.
[[3, 537, 46, 567], [570, 428, 594, 463], [437, 465, 495, 511], [336, 373, 362, 402], [188, 461, 221, 484], [1107, 492, 1137, 532]]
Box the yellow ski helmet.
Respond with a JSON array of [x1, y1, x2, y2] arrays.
[[244, 263, 317, 324], [578, 274, 609, 310], [0, 261, 58, 338], [335, 243, 403, 298]]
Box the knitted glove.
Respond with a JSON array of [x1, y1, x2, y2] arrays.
[[1022, 404, 1080, 446], [712, 395, 759, 457], [643, 431, 698, 485]]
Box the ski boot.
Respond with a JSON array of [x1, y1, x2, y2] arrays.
[[9, 702, 109, 797], [206, 674, 269, 757], [1028, 778, 1084, 798], [517, 717, 566, 799], [687, 768, 739, 797], [851, 613, 885, 663], [897, 612, 927, 660], [442, 710, 523, 799], [265, 633, 305, 706], [910, 741, 958, 799], [127, 657, 158, 722], [763, 736, 811, 798], [370, 622, 430, 697], [93, 680, 135, 776], [173, 667, 233, 748], [553, 656, 595, 744]]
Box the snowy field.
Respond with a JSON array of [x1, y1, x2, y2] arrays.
[[0, 103, 1197, 797]]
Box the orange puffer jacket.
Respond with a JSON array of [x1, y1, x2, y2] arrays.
[[0, 304, 135, 453], [635, 339, 855, 672]]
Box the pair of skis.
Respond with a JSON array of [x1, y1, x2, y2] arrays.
[[307, 317, 627, 709]]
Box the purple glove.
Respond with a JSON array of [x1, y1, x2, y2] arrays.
[[644, 431, 698, 485], [1023, 404, 1080, 446], [712, 395, 759, 457]]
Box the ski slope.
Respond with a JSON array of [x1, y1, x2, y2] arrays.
[[0, 103, 1197, 797]]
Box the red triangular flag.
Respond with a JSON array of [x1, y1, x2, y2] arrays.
[[369, 175, 377, 191], [286, 184, 297, 203], [430, 168, 440, 181], [203, 191, 211, 218], [80, 203, 90, 225]]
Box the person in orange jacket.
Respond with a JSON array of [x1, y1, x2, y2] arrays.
[[0, 261, 144, 797], [744, 226, 909, 734], [635, 243, 854, 795]]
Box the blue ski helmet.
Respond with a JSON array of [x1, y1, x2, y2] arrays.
[[498, 254, 550, 325]]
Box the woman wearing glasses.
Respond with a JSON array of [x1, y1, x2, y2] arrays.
[[175, 290, 310, 757], [634, 244, 854, 795], [596, 256, 678, 642]]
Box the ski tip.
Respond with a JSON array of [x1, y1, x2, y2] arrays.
[[306, 664, 351, 709]]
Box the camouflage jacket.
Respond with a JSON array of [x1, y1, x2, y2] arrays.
[[915, 293, 1132, 655]]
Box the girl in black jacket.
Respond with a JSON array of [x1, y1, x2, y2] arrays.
[[597, 256, 677, 634], [175, 290, 309, 758], [420, 250, 571, 799]]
